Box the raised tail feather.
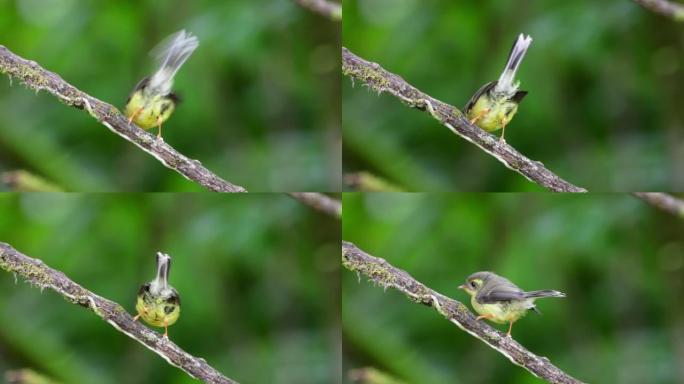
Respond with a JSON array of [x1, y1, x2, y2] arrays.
[[148, 30, 199, 95], [524, 289, 565, 299], [494, 33, 532, 96]]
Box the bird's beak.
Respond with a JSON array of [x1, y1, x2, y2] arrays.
[[457, 284, 465, 290]]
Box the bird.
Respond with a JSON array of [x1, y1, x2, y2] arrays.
[[124, 30, 199, 138], [464, 33, 532, 142], [133, 252, 181, 338], [458, 271, 564, 337]]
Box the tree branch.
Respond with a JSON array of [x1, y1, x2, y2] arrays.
[[0, 45, 246, 192], [633, 0, 684, 21], [294, 0, 342, 21], [342, 47, 587, 193], [289, 192, 341, 219], [0, 242, 239, 384], [342, 241, 584, 384], [633, 192, 684, 218]]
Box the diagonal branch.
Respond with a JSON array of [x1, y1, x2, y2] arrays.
[[0, 242, 239, 384], [294, 0, 342, 21], [342, 241, 584, 384], [0, 44, 246, 192], [633, 192, 684, 218], [342, 47, 587, 192], [289, 192, 342, 219], [633, 0, 684, 21]]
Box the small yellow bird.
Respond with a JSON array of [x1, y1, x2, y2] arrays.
[[464, 34, 532, 142], [134, 252, 181, 338], [458, 271, 565, 337], [124, 30, 199, 138]]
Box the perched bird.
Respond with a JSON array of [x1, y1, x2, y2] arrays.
[[134, 252, 181, 338], [458, 271, 564, 336], [124, 30, 199, 138], [464, 34, 532, 142]]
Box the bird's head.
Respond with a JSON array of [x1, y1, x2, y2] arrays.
[[458, 277, 484, 297], [458, 271, 493, 297]]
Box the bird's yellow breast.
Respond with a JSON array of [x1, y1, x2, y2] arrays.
[[467, 95, 519, 132], [135, 294, 180, 327], [471, 296, 529, 324], [124, 91, 176, 129]]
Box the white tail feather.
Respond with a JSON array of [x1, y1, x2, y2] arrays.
[[151, 252, 171, 294], [494, 33, 532, 96], [148, 30, 199, 95]]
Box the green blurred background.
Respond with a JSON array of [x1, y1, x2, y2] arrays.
[[0, 0, 340, 192], [0, 193, 340, 383], [343, 193, 684, 383], [343, 0, 684, 191]]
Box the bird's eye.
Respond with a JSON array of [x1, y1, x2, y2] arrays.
[[470, 281, 477, 288]]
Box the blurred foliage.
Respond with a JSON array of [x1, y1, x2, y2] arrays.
[[2, 170, 64, 192], [0, 0, 340, 192], [5, 369, 61, 384], [348, 367, 406, 384], [342, 193, 684, 383], [344, 172, 404, 192], [0, 193, 340, 383], [343, 0, 684, 191]]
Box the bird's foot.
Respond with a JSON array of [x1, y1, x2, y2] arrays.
[[156, 117, 163, 139], [469, 109, 490, 125], [128, 107, 143, 125]]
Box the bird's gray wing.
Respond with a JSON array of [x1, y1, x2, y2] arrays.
[[464, 81, 497, 113], [476, 280, 526, 303]]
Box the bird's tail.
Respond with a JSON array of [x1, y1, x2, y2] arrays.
[[494, 33, 532, 96], [524, 290, 565, 299], [148, 30, 199, 95], [152, 252, 172, 293]]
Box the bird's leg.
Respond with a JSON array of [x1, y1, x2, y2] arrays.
[[128, 108, 143, 125], [469, 109, 490, 125], [499, 121, 508, 143], [156, 116, 163, 138], [133, 314, 140, 321], [163, 319, 169, 338], [506, 321, 514, 337], [475, 314, 493, 321]]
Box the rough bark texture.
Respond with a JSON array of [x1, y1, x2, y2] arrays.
[[634, 0, 684, 20], [342, 241, 585, 384], [0, 242, 239, 384], [295, 0, 342, 21], [342, 47, 587, 193], [289, 192, 342, 219], [0, 44, 246, 192], [634, 192, 684, 217]]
